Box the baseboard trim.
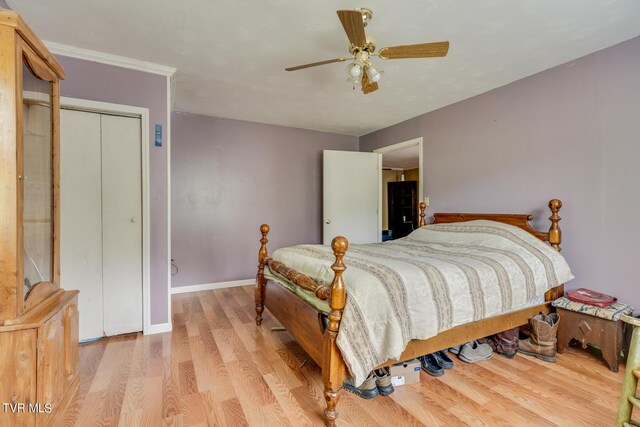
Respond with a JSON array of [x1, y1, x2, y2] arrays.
[[146, 322, 173, 335], [171, 278, 254, 295]]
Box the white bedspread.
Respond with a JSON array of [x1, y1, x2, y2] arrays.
[[270, 220, 574, 385]]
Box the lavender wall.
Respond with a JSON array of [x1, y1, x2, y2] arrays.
[[360, 36, 640, 313], [57, 56, 170, 325], [171, 113, 358, 287]]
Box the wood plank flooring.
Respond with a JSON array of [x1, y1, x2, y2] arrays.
[[59, 286, 627, 426]]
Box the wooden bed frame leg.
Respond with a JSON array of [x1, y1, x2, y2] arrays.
[[322, 236, 348, 426], [255, 224, 270, 326]]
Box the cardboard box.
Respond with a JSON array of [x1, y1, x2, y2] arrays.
[[389, 358, 421, 386]]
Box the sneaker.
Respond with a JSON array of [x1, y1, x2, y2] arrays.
[[433, 350, 454, 369], [458, 341, 493, 363], [342, 372, 379, 399], [373, 368, 394, 396], [419, 354, 444, 377]]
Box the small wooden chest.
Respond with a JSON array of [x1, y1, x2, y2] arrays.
[[556, 307, 623, 372]]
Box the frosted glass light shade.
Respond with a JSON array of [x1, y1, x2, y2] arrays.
[[366, 64, 381, 83]]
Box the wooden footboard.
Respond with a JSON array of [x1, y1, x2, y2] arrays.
[[255, 199, 566, 426], [255, 228, 348, 426]]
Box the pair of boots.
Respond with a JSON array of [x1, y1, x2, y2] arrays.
[[481, 312, 560, 363], [518, 312, 560, 363], [342, 368, 394, 399]]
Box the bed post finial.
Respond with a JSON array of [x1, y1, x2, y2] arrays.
[[548, 199, 562, 252], [259, 224, 270, 262], [255, 224, 270, 325], [323, 236, 348, 426], [419, 202, 427, 227], [329, 236, 348, 313]]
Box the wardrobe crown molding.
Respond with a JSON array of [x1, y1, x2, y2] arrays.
[[44, 41, 176, 77]]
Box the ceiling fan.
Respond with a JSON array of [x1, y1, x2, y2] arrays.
[[285, 8, 449, 94]]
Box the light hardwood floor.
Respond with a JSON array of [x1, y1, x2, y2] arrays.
[[58, 286, 626, 426]]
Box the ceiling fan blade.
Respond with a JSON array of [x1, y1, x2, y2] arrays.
[[378, 41, 449, 59], [336, 10, 367, 47], [285, 58, 346, 72], [361, 72, 379, 95]]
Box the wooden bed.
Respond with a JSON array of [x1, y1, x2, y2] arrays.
[[255, 199, 566, 426]]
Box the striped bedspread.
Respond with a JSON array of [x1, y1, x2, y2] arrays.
[[268, 220, 574, 386]]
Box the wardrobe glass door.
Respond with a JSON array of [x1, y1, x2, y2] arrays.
[[21, 57, 53, 300]]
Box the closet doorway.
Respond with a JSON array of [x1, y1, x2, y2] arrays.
[[374, 138, 423, 241], [59, 100, 149, 341]]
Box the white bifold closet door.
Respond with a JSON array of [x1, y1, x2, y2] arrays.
[[60, 109, 142, 341]]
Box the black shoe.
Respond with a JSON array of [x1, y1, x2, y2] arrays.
[[433, 350, 454, 369], [419, 354, 444, 377]]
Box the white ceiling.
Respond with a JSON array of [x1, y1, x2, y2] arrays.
[[8, 0, 640, 136], [382, 146, 420, 169]]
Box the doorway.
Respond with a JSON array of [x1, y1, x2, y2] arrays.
[[374, 138, 423, 240], [59, 99, 150, 341]]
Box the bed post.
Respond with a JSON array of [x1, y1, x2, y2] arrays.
[[545, 199, 564, 301], [255, 224, 270, 326], [419, 202, 427, 227], [548, 199, 562, 252], [322, 236, 348, 427]]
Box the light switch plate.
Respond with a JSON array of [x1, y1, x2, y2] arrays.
[[424, 197, 430, 207]]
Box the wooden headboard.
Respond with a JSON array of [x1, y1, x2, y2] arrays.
[[419, 199, 563, 252]]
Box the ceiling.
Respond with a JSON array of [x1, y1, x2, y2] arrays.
[[382, 146, 420, 169], [8, 1, 640, 136]]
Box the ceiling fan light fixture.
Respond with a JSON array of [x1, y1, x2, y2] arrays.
[[365, 64, 381, 83], [348, 62, 362, 77]]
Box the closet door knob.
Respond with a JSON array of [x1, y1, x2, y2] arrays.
[[130, 217, 137, 223], [325, 219, 331, 224]]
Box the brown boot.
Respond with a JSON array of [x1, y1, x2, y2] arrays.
[[481, 327, 520, 359], [518, 313, 560, 363]]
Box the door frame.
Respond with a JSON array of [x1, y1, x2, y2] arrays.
[[374, 137, 424, 236], [60, 96, 151, 336]]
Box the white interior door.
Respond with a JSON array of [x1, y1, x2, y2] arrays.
[[60, 110, 103, 340], [60, 109, 143, 341], [323, 150, 380, 245], [101, 115, 143, 336]]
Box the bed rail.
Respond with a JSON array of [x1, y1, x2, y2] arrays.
[[265, 260, 330, 300]]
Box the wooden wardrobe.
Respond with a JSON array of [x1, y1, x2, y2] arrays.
[[0, 9, 79, 426], [387, 180, 418, 239]]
